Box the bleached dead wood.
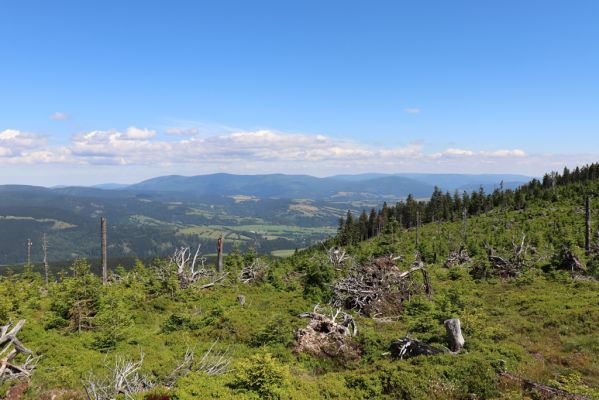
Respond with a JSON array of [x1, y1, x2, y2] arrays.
[[389, 336, 442, 359], [331, 257, 431, 316], [83, 352, 153, 400], [295, 305, 360, 360], [483, 233, 530, 278], [239, 259, 267, 283], [443, 247, 470, 268], [328, 247, 352, 271], [171, 244, 227, 289], [0, 320, 39, 382], [444, 318, 464, 352]]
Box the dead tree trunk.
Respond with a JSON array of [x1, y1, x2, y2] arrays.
[[26, 238, 32, 266], [216, 234, 224, 274], [416, 211, 421, 247], [585, 196, 591, 255], [101, 217, 107, 285], [444, 318, 464, 352], [462, 208, 468, 244], [42, 233, 49, 285]]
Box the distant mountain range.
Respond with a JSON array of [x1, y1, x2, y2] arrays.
[[108, 172, 531, 200], [0, 173, 532, 264]]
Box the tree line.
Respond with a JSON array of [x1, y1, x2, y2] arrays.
[[338, 162, 599, 246]]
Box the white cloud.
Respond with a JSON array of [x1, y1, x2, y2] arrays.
[[0, 126, 593, 177], [50, 112, 69, 121], [165, 127, 199, 136], [125, 126, 156, 140], [403, 108, 420, 114]]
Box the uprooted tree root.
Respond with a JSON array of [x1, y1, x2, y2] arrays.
[[294, 306, 361, 362], [331, 256, 431, 317]]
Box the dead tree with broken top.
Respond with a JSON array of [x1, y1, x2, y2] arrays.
[[585, 196, 592, 255], [216, 234, 224, 274], [100, 217, 107, 285], [41, 233, 50, 285]]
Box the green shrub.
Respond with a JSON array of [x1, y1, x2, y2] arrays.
[[231, 353, 291, 399]]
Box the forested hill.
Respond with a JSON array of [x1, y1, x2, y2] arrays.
[[337, 162, 599, 247]]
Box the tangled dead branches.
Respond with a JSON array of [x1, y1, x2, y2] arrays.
[[482, 234, 531, 278], [331, 256, 432, 316], [0, 320, 39, 382], [169, 245, 228, 289], [295, 305, 360, 361], [239, 259, 267, 284], [327, 247, 353, 271], [84, 341, 231, 399], [165, 341, 231, 387], [83, 351, 153, 400], [443, 247, 470, 268]]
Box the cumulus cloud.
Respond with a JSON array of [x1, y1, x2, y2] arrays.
[[0, 126, 590, 176], [125, 126, 156, 140], [50, 112, 69, 121], [165, 127, 199, 136]]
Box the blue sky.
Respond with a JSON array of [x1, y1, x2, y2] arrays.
[[1, 0, 598, 185]]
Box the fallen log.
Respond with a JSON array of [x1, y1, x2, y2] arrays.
[[389, 336, 442, 359]]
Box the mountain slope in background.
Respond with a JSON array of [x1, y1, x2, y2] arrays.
[[126, 172, 530, 200], [0, 173, 531, 264]]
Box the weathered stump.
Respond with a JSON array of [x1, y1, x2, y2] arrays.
[[444, 318, 464, 352]]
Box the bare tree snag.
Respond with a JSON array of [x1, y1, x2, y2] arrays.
[[26, 238, 32, 266], [42, 233, 49, 285], [100, 217, 107, 285], [0, 320, 39, 382], [216, 234, 224, 274], [462, 208, 468, 244], [416, 211, 421, 247], [585, 196, 591, 255], [444, 318, 464, 352]]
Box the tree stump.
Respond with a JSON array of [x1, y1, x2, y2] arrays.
[[444, 318, 464, 352]]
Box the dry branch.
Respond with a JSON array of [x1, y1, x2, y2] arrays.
[[483, 234, 530, 278], [239, 259, 267, 283], [170, 245, 227, 289], [0, 320, 39, 382], [443, 247, 470, 268]]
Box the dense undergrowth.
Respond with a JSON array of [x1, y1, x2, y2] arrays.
[[1, 173, 599, 399]]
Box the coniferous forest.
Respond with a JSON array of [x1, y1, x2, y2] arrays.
[[0, 164, 597, 399]]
